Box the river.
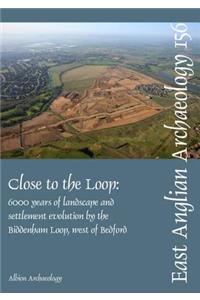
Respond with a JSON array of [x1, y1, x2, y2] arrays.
[[158, 71, 200, 94]]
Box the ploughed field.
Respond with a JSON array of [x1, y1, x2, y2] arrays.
[[2, 64, 199, 158]]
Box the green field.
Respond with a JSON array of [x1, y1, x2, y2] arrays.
[[0, 108, 18, 120], [61, 65, 108, 94], [1, 89, 54, 126], [49, 63, 108, 95], [0, 68, 9, 73], [48, 63, 83, 87], [150, 95, 175, 107]]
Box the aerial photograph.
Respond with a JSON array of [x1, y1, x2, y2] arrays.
[[0, 23, 200, 158]]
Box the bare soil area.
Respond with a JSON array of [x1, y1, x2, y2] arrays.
[[1, 66, 164, 153]]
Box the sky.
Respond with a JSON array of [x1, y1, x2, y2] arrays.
[[1, 23, 200, 40]]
